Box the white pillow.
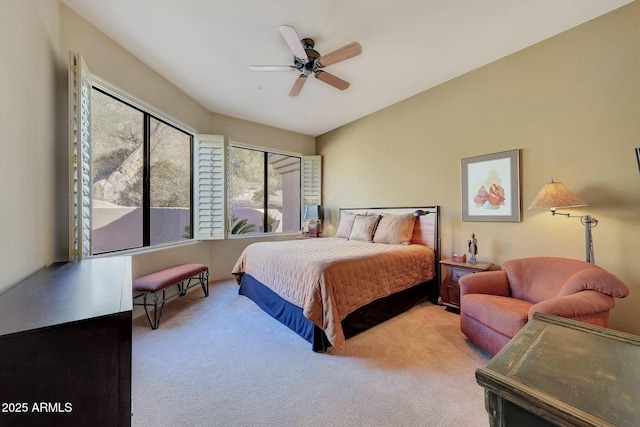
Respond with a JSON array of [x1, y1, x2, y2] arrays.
[[335, 211, 358, 238]]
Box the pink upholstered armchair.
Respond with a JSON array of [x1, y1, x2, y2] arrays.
[[458, 257, 629, 356]]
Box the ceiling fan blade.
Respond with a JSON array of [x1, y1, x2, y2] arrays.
[[317, 42, 362, 67], [249, 65, 296, 72], [289, 75, 307, 96], [314, 70, 350, 91], [279, 25, 308, 62]]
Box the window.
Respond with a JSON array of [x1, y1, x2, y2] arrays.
[[90, 89, 192, 254], [229, 146, 302, 234], [69, 52, 320, 260], [69, 52, 193, 257]]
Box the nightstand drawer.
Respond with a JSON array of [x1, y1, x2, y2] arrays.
[[451, 268, 472, 282], [443, 283, 460, 305]]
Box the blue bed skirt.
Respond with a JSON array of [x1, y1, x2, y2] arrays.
[[238, 273, 437, 352]]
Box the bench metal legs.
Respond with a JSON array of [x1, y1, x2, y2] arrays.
[[138, 291, 165, 330], [134, 270, 209, 330], [178, 271, 209, 297]]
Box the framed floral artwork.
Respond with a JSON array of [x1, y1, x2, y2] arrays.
[[461, 149, 521, 222]]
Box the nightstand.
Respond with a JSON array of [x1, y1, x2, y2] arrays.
[[439, 258, 494, 311]]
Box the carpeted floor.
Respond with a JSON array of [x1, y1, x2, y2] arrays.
[[132, 279, 491, 427]]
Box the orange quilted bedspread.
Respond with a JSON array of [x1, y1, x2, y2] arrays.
[[232, 237, 435, 351]]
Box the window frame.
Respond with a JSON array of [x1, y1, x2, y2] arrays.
[[91, 86, 195, 253], [69, 52, 198, 258], [225, 143, 321, 239], [227, 142, 303, 237]]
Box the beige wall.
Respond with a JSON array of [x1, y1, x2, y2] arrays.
[[212, 112, 315, 155], [317, 2, 640, 335], [0, 0, 60, 290]]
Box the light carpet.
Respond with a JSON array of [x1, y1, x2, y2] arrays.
[[132, 279, 491, 427]]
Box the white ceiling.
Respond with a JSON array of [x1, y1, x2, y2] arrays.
[[62, 0, 632, 137]]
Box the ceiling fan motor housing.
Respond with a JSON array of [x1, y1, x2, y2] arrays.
[[294, 38, 320, 76], [301, 38, 315, 49]]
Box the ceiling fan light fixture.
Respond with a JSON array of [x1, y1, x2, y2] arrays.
[[250, 25, 361, 96]]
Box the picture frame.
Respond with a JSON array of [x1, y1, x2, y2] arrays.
[[461, 149, 521, 222]]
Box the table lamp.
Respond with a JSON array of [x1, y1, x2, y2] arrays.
[[304, 204, 323, 237]]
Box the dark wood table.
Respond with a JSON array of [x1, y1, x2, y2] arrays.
[[0, 257, 132, 427], [476, 312, 640, 427]]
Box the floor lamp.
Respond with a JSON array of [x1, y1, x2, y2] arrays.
[[529, 179, 598, 264]]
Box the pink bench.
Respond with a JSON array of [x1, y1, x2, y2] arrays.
[[133, 263, 209, 329]]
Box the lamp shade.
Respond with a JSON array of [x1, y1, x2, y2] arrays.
[[528, 180, 586, 210], [304, 204, 323, 220]]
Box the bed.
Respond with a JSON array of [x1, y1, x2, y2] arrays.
[[232, 206, 441, 352]]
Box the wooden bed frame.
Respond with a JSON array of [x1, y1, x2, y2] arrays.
[[237, 205, 441, 352]]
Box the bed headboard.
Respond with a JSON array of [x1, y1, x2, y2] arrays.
[[338, 206, 441, 265]]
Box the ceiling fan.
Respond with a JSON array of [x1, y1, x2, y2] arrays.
[[249, 25, 362, 96]]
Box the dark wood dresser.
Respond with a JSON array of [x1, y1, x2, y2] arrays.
[[0, 257, 132, 427], [476, 312, 640, 427]]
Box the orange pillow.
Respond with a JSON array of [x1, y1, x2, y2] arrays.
[[349, 215, 380, 242], [373, 213, 416, 245]]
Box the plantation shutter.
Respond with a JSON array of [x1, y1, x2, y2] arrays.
[[195, 135, 226, 240], [68, 52, 93, 260], [301, 155, 322, 208]]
